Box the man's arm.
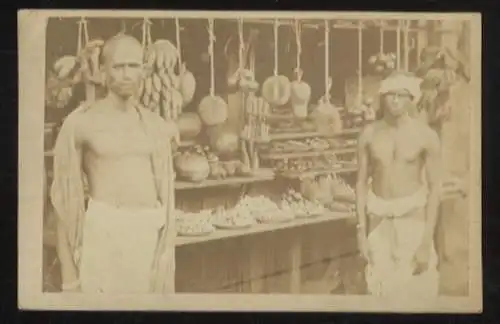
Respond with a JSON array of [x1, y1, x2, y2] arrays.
[[422, 127, 442, 246], [355, 126, 372, 237]]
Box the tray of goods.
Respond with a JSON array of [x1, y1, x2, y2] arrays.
[[326, 201, 355, 213], [235, 195, 295, 224], [212, 207, 256, 230], [280, 189, 326, 218], [304, 138, 331, 151], [176, 209, 215, 237]]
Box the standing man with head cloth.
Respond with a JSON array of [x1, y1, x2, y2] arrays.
[[51, 33, 178, 294], [355, 72, 442, 297]]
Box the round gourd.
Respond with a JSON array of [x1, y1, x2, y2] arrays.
[[176, 112, 202, 140], [290, 80, 311, 118], [174, 153, 210, 182], [180, 69, 196, 106], [198, 95, 228, 126], [206, 124, 240, 159], [310, 102, 343, 134], [262, 75, 291, 106]]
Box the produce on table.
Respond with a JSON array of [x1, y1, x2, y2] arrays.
[[280, 188, 326, 218], [176, 112, 202, 140], [212, 206, 255, 229], [235, 195, 294, 224], [175, 209, 215, 236], [206, 124, 240, 158], [173, 151, 210, 182]]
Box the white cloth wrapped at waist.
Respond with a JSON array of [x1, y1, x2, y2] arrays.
[[79, 198, 167, 294], [364, 187, 439, 298]]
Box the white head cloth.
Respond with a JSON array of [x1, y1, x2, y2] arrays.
[[379, 73, 423, 103]]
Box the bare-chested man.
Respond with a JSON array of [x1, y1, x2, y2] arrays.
[[51, 34, 178, 294], [355, 73, 442, 297]]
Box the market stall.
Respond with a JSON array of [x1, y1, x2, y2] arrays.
[[42, 16, 467, 294]]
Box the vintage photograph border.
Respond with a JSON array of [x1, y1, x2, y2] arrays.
[[18, 9, 482, 313]]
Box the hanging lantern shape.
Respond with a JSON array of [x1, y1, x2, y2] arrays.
[[198, 18, 229, 127], [261, 19, 291, 107], [290, 19, 311, 118], [175, 17, 197, 107]]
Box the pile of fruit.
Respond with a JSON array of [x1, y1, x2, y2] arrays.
[[212, 206, 255, 229], [139, 39, 196, 120], [235, 195, 294, 224], [280, 188, 326, 218], [368, 52, 397, 76], [175, 209, 215, 237]]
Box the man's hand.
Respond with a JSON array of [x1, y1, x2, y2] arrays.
[[411, 242, 431, 275], [357, 232, 372, 265]]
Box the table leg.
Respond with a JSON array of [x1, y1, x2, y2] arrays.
[[290, 235, 302, 294]]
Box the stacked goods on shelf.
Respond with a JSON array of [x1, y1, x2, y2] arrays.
[[280, 188, 327, 218], [212, 205, 256, 229], [175, 209, 215, 237], [237, 195, 295, 224], [300, 174, 356, 212]]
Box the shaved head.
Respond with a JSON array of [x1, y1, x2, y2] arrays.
[[101, 33, 143, 65]]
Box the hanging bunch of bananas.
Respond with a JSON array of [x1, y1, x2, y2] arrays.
[[45, 18, 104, 109], [139, 38, 196, 121]]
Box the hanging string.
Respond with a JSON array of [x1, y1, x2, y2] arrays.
[[237, 18, 245, 71], [273, 19, 279, 76], [357, 21, 363, 105], [403, 20, 410, 71], [141, 18, 152, 50], [294, 19, 303, 82], [379, 19, 384, 54], [324, 20, 332, 103], [207, 18, 216, 96], [396, 20, 401, 70], [175, 17, 183, 73], [83, 19, 89, 45], [76, 18, 85, 54]]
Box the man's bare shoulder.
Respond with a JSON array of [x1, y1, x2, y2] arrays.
[[411, 119, 440, 144], [358, 121, 380, 143]]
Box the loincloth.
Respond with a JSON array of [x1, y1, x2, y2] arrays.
[[79, 198, 167, 294], [364, 187, 439, 298]]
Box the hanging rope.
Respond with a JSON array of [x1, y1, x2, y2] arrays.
[[238, 18, 245, 71], [175, 17, 183, 73], [324, 20, 332, 103], [76, 18, 85, 54], [141, 18, 152, 50], [294, 19, 303, 82], [396, 20, 401, 70], [379, 19, 384, 54], [357, 21, 363, 105], [207, 18, 216, 96], [273, 19, 279, 76], [403, 20, 410, 71]]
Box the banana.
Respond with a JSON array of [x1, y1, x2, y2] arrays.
[[159, 70, 172, 89], [152, 73, 162, 93], [54, 56, 78, 80], [152, 88, 161, 104], [143, 91, 151, 108], [145, 75, 153, 97], [168, 69, 180, 90], [171, 89, 184, 117]]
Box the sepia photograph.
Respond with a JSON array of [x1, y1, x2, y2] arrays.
[[18, 10, 482, 312]]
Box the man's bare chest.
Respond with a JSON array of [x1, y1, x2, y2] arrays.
[[368, 129, 424, 165], [82, 120, 154, 158]]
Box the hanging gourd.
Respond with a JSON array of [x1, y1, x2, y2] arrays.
[[310, 20, 343, 134], [198, 18, 229, 126], [175, 17, 197, 107], [289, 19, 311, 118], [261, 19, 291, 106]]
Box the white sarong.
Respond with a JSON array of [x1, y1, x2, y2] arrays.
[[79, 199, 166, 294], [365, 187, 439, 298]]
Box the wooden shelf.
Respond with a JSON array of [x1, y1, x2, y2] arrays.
[[260, 147, 356, 160], [175, 168, 275, 190], [175, 211, 354, 247], [277, 165, 358, 179], [268, 128, 361, 141]]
